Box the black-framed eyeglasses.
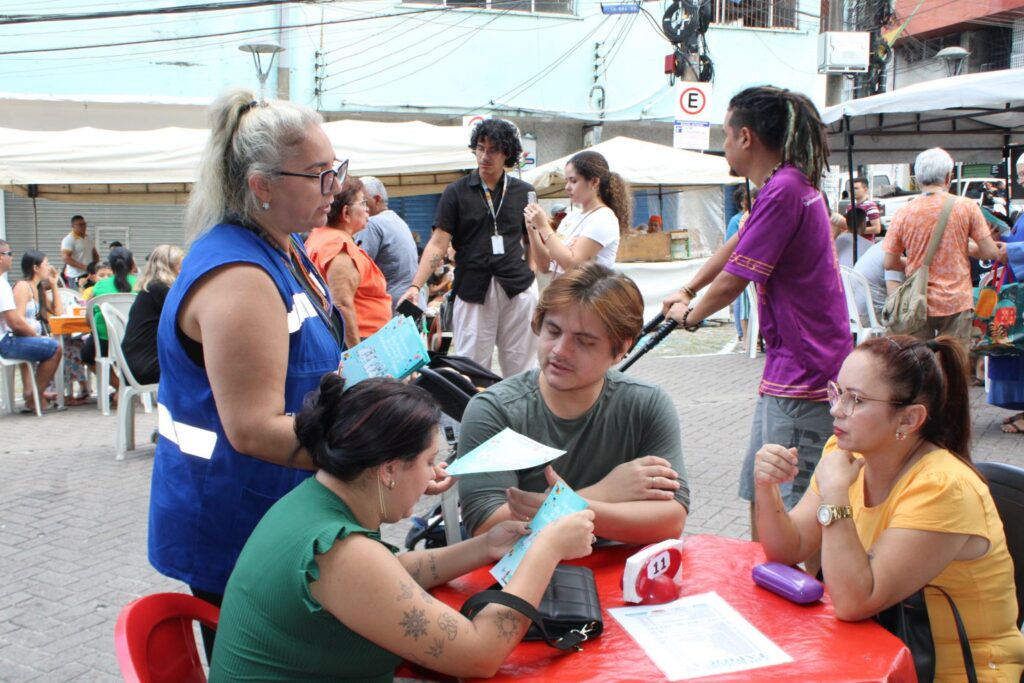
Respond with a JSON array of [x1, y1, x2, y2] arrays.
[[277, 158, 348, 196], [827, 381, 909, 418], [0, 251, 13, 257]]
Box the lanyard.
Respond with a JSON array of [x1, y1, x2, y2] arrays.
[[480, 173, 508, 236]]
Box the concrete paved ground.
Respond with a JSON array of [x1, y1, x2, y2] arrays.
[[2, 344, 1022, 680]]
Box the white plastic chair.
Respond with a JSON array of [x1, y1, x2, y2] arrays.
[[840, 266, 886, 345], [101, 303, 159, 460], [0, 354, 43, 416], [86, 293, 135, 416], [57, 287, 82, 311]]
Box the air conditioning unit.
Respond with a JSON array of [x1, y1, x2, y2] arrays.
[[818, 32, 870, 74]]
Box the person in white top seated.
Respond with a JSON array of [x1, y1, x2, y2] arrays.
[[524, 150, 632, 277], [834, 207, 874, 269]]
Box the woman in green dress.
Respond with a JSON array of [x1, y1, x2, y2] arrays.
[[211, 374, 596, 681]]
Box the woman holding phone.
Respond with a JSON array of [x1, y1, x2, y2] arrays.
[[523, 150, 632, 277]]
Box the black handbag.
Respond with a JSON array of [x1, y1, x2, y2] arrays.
[[875, 585, 977, 683], [460, 564, 603, 652]]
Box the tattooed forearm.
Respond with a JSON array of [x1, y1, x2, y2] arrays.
[[401, 607, 429, 640], [419, 588, 434, 604], [494, 609, 520, 643], [398, 580, 414, 601], [429, 254, 442, 269], [428, 554, 440, 582], [409, 557, 424, 582], [426, 637, 444, 659], [437, 613, 459, 641]]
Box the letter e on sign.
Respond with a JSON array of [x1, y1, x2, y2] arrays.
[[674, 82, 712, 122]]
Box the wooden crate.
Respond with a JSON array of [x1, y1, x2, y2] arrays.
[[616, 232, 672, 262]]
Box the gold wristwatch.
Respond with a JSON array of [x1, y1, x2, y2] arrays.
[[816, 503, 853, 527]]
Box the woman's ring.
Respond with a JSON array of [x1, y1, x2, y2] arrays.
[[650, 476, 656, 487]]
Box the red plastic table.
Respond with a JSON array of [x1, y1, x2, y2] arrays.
[[402, 534, 916, 682]]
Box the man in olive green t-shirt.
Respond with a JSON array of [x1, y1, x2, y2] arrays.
[[456, 263, 689, 544]]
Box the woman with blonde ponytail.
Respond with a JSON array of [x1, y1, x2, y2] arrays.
[[524, 150, 632, 277], [149, 89, 363, 661]]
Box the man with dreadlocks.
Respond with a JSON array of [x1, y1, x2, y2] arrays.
[[662, 86, 852, 537]]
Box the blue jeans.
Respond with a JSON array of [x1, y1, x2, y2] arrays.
[[0, 332, 59, 363]]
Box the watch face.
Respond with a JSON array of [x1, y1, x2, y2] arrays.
[[817, 505, 832, 526]]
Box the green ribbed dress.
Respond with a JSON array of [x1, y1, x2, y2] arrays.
[[209, 477, 401, 681]]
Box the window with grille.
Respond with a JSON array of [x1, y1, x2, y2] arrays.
[[711, 0, 798, 30], [402, 0, 574, 14]]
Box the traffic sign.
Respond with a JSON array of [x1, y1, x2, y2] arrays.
[[675, 83, 710, 120]]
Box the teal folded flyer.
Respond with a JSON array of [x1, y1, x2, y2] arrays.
[[491, 481, 588, 586], [339, 315, 429, 385]]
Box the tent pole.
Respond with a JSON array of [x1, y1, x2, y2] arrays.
[[1003, 135, 1011, 209], [658, 185, 664, 220], [845, 115, 858, 264], [31, 197, 39, 250]]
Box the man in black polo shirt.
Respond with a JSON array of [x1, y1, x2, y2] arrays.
[[401, 119, 538, 376]]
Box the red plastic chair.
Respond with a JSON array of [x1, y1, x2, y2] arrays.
[[114, 592, 219, 683]]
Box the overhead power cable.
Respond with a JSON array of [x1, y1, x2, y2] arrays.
[[0, 0, 318, 26], [0, 5, 456, 56]]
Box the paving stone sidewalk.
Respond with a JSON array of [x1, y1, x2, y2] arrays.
[[1, 350, 1021, 680]]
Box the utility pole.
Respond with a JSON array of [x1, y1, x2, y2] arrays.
[[825, 0, 845, 106]]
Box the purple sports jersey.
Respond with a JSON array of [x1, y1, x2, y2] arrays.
[[724, 165, 852, 401]]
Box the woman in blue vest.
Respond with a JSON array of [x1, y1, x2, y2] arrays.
[[148, 90, 349, 659]]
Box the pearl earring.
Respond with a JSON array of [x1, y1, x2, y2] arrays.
[[895, 431, 906, 441], [388, 480, 396, 490], [261, 201, 270, 210]]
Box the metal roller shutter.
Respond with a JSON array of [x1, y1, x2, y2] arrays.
[[390, 194, 441, 246], [2, 193, 185, 267]]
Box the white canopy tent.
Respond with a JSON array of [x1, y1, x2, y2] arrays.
[[821, 68, 1024, 165], [523, 136, 742, 254], [0, 119, 477, 204]]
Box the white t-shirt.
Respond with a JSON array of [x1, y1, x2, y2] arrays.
[[61, 232, 95, 278], [0, 276, 15, 336], [549, 206, 620, 276]]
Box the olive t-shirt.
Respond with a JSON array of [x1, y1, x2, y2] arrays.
[[456, 369, 690, 535]]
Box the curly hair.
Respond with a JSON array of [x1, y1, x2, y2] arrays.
[[568, 150, 633, 235], [728, 86, 829, 189], [468, 119, 522, 168]]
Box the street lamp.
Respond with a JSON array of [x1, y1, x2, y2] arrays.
[[935, 46, 970, 77], [239, 40, 284, 101]]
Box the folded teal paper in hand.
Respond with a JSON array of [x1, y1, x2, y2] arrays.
[[446, 428, 565, 476], [491, 481, 588, 586]]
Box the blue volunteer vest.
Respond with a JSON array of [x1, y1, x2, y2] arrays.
[[148, 223, 342, 594]]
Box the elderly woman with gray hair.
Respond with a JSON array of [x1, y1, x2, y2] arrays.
[[146, 90, 355, 659]]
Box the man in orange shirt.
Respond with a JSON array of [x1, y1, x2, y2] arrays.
[[883, 148, 1001, 344]]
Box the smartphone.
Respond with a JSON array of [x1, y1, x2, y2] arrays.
[[397, 298, 425, 324], [527, 191, 537, 205]]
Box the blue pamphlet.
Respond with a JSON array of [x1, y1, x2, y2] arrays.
[[490, 481, 588, 586], [339, 315, 429, 385]]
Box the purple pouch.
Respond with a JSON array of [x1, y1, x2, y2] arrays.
[[751, 562, 824, 604]]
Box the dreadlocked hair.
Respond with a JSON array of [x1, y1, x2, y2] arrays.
[[727, 86, 829, 190]]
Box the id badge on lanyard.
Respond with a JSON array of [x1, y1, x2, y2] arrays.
[[482, 174, 508, 256]]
